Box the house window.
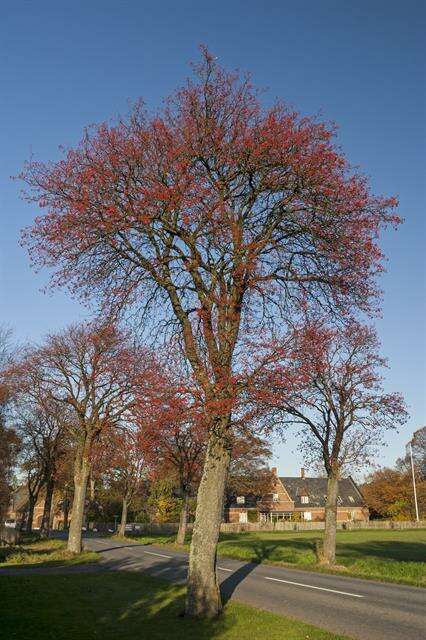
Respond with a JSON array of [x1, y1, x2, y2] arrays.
[[272, 493, 279, 502], [301, 495, 309, 504], [303, 512, 312, 521], [236, 496, 245, 505], [348, 495, 354, 503], [239, 511, 248, 523]]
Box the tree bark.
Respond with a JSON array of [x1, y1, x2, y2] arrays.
[[323, 472, 339, 565], [26, 495, 36, 533], [40, 476, 54, 536], [176, 489, 189, 545], [118, 496, 128, 537], [185, 429, 231, 618], [63, 495, 70, 530], [67, 449, 90, 553]]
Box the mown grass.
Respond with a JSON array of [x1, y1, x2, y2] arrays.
[[117, 528, 426, 587], [0, 538, 98, 568], [0, 571, 349, 640]]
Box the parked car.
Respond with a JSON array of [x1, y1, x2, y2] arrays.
[[4, 519, 17, 528]]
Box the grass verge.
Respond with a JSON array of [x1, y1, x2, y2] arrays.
[[0, 538, 98, 569], [115, 528, 426, 587], [0, 570, 350, 640]]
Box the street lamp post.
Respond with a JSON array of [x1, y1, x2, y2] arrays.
[[407, 440, 419, 522]]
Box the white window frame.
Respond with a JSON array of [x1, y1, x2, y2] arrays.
[[272, 493, 279, 502], [301, 495, 309, 504], [303, 511, 312, 521], [236, 496, 245, 505], [239, 511, 248, 523]]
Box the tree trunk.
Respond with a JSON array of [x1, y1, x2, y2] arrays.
[[185, 429, 231, 618], [26, 495, 36, 533], [63, 496, 70, 530], [323, 472, 339, 565], [67, 449, 90, 554], [89, 476, 95, 501], [176, 489, 189, 545], [118, 496, 128, 537], [40, 477, 54, 536]]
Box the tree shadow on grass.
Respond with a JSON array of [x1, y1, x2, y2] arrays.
[[219, 534, 314, 564], [337, 540, 426, 563], [2, 569, 239, 640]]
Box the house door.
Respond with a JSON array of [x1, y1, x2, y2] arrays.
[[239, 511, 248, 523]]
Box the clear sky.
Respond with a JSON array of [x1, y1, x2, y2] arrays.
[[1, 0, 425, 477]]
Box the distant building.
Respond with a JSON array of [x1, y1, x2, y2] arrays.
[[6, 486, 66, 530], [225, 468, 368, 523]]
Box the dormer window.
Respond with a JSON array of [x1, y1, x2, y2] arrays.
[[301, 495, 309, 504], [236, 496, 245, 505], [272, 493, 279, 502], [348, 495, 354, 503]]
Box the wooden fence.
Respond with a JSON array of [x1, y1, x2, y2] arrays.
[[124, 519, 426, 535]]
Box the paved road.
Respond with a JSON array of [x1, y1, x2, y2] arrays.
[[83, 537, 425, 640]]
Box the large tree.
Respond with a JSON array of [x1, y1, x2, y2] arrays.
[[262, 321, 407, 565], [20, 49, 400, 616], [5, 323, 147, 552]]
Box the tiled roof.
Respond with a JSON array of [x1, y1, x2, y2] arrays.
[[225, 477, 366, 510], [279, 477, 365, 508]]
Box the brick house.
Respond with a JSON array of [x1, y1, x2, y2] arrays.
[[225, 468, 369, 523], [6, 485, 66, 530]]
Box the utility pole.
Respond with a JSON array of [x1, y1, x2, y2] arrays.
[[408, 440, 419, 522]]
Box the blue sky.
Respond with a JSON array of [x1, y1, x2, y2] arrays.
[[1, 0, 425, 476]]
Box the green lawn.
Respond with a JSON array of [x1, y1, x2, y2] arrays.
[[117, 528, 426, 587], [0, 538, 98, 569], [0, 571, 349, 640]]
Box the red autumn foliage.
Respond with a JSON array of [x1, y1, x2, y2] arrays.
[[2, 322, 155, 551], [258, 320, 408, 474], [18, 47, 402, 616]]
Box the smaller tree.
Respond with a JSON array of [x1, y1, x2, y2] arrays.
[[16, 404, 68, 534], [138, 369, 206, 545], [227, 435, 274, 497], [362, 466, 426, 520], [264, 321, 407, 565], [0, 388, 20, 525], [409, 427, 426, 480], [103, 428, 146, 536], [0, 328, 20, 525], [146, 478, 183, 524], [4, 323, 149, 552]]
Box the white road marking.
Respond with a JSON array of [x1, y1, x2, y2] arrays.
[[218, 566, 233, 572], [143, 550, 172, 559], [264, 576, 364, 598]]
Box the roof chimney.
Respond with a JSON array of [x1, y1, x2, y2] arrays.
[[271, 467, 277, 476], [300, 468, 305, 479]]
